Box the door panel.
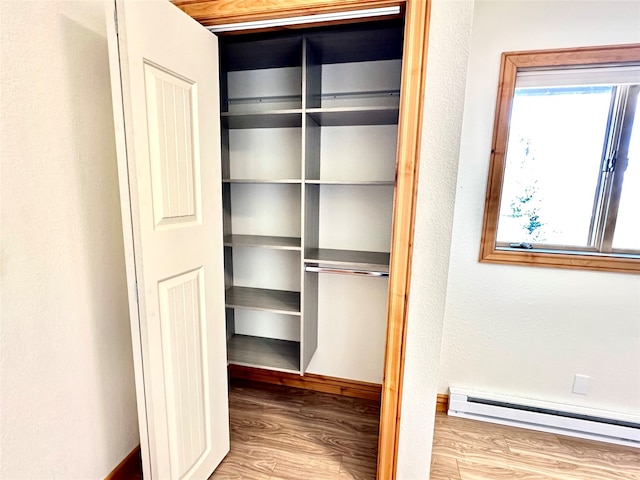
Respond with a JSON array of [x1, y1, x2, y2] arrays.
[[106, 0, 229, 478], [158, 268, 210, 478], [144, 62, 200, 227]]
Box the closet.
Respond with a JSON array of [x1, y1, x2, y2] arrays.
[[219, 21, 404, 377], [109, 0, 429, 477]]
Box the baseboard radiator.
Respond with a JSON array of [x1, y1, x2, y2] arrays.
[[448, 387, 640, 448]]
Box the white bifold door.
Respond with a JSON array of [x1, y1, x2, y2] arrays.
[[106, 0, 229, 478]]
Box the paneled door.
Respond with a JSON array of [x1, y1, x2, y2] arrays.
[[106, 0, 229, 478]]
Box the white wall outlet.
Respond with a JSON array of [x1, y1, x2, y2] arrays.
[[573, 374, 590, 395]]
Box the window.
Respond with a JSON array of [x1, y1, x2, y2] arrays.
[[480, 45, 640, 273]]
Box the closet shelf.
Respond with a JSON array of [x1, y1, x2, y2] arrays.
[[314, 89, 400, 101], [305, 180, 395, 186], [223, 179, 302, 184], [221, 110, 302, 129], [227, 334, 300, 373], [306, 107, 399, 126], [227, 94, 302, 106], [224, 234, 301, 250], [225, 286, 301, 315], [304, 248, 390, 273]]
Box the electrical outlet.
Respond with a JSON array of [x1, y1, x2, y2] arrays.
[[573, 374, 589, 395]]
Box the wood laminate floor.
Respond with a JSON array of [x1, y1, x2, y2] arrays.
[[430, 411, 640, 480], [210, 379, 380, 480], [129, 381, 640, 479]]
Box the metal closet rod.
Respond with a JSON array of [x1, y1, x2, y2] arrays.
[[304, 265, 389, 277], [207, 6, 401, 33]]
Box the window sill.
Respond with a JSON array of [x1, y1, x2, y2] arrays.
[[479, 247, 640, 274]]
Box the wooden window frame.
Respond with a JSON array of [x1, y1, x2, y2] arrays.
[[480, 44, 640, 274], [171, 1, 431, 479]]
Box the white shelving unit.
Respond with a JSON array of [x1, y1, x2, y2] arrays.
[[219, 21, 403, 376]]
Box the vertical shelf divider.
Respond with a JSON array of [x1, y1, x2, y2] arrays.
[[301, 35, 319, 374]]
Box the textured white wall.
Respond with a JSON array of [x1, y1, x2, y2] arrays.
[[0, 1, 139, 478], [397, 1, 475, 478], [440, 0, 640, 415], [308, 275, 389, 383]]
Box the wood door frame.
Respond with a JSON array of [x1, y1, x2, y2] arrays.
[[172, 1, 431, 478]]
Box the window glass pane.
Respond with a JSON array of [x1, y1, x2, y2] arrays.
[[612, 95, 640, 251], [497, 86, 613, 246]]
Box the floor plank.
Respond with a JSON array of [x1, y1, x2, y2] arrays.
[[457, 459, 551, 480], [269, 452, 343, 480], [430, 455, 461, 479]]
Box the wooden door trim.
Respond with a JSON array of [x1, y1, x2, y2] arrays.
[[172, 2, 431, 478], [173, 0, 405, 26]]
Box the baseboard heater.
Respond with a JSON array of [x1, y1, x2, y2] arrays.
[[448, 387, 640, 448]]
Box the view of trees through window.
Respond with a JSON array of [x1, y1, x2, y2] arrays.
[[613, 95, 639, 250], [496, 84, 639, 253]]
